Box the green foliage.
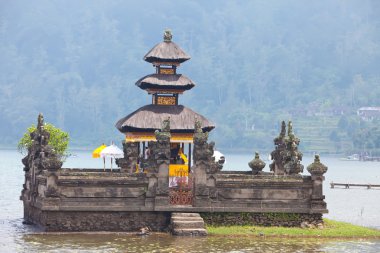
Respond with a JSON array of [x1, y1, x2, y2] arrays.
[[17, 123, 70, 159], [207, 219, 380, 237], [1, 1, 380, 152]]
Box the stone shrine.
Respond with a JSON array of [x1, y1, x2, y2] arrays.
[[21, 31, 328, 234]]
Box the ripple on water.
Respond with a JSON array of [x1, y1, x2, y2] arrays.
[[13, 233, 380, 253]]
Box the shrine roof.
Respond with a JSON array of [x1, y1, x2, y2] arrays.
[[143, 31, 190, 64], [135, 74, 195, 90], [115, 104, 214, 133]]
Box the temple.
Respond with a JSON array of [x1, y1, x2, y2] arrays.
[[115, 29, 214, 178], [21, 30, 328, 236]]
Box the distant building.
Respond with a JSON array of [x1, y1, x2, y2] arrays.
[[357, 107, 380, 121], [289, 105, 349, 117]]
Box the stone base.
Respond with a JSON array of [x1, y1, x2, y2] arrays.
[[201, 212, 323, 227], [24, 205, 171, 232]]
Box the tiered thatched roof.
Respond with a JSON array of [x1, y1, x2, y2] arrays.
[[135, 74, 195, 91], [116, 105, 215, 133], [144, 41, 190, 64]]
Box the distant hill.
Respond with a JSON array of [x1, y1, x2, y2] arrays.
[[1, 1, 380, 153]]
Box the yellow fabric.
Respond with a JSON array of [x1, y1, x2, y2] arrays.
[[169, 164, 189, 177], [178, 148, 188, 164], [125, 132, 194, 143], [92, 144, 107, 158]]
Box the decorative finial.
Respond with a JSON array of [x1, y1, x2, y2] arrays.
[[248, 151, 266, 175], [288, 121, 293, 137], [37, 113, 44, 131], [307, 154, 328, 176], [164, 29, 172, 42], [314, 154, 321, 163], [280, 121, 286, 137]]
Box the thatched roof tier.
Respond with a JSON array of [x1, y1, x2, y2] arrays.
[[136, 74, 195, 91], [144, 41, 190, 64], [116, 105, 215, 133]]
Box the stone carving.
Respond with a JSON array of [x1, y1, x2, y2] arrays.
[[307, 155, 328, 176], [22, 113, 62, 174], [153, 118, 171, 161], [45, 183, 59, 197], [270, 121, 303, 175], [307, 154, 327, 210], [163, 29, 172, 42], [282, 121, 304, 175], [248, 152, 266, 175], [193, 119, 222, 173], [22, 114, 62, 199], [269, 121, 287, 175], [116, 141, 139, 173]]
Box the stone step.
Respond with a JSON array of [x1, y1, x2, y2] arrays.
[[171, 216, 204, 222], [172, 228, 208, 236], [171, 212, 201, 218], [171, 220, 205, 229], [170, 212, 207, 236]]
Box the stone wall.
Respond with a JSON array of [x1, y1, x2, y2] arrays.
[[25, 204, 170, 232], [201, 212, 323, 227]]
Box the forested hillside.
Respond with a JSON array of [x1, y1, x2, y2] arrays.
[[1, 1, 380, 153]]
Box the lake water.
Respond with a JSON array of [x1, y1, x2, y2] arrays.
[[1, 149, 380, 252]]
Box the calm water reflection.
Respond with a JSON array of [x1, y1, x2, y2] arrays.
[[1, 149, 380, 252]]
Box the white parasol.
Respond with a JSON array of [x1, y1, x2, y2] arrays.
[[100, 144, 124, 171]]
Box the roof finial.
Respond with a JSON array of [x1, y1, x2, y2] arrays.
[[163, 29, 172, 42]]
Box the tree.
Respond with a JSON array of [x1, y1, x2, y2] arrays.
[[17, 123, 70, 161]]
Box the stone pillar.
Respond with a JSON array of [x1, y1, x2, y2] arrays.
[[192, 120, 213, 206], [45, 171, 59, 197], [307, 155, 328, 212], [152, 118, 171, 207]]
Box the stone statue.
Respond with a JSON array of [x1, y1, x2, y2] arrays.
[[193, 119, 211, 162], [282, 121, 303, 175], [22, 114, 62, 198], [23, 113, 62, 173], [269, 121, 287, 175], [193, 120, 222, 173], [152, 118, 171, 163], [248, 152, 266, 175], [270, 120, 303, 175]]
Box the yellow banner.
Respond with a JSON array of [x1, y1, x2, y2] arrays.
[[125, 132, 193, 143], [169, 164, 189, 177]]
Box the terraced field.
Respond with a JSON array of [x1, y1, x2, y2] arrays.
[[292, 117, 352, 154]]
